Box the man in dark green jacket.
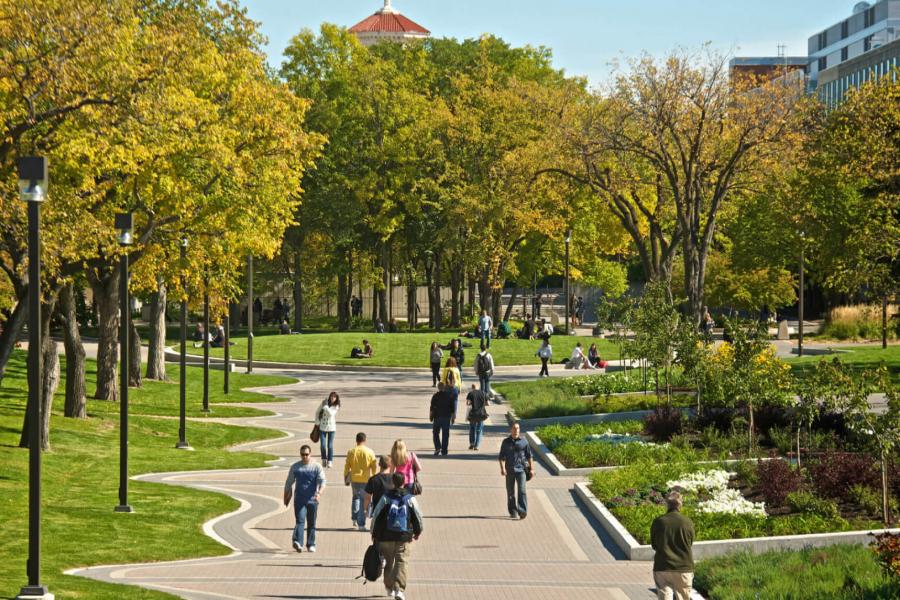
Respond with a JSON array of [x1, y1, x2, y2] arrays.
[[650, 491, 695, 600]]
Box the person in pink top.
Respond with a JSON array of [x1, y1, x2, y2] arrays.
[[390, 439, 421, 490]]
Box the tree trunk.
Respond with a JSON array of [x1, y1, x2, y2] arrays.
[[59, 283, 87, 418], [20, 299, 59, 451], [146, 281, 167, 381], [490, 285, 502, 325], [88, 266, 120, 401], [294, 250, 303, 331], [450, 261, 462, 327], [371, 283, 378, 323], [424, 261, 434, 329], [406, 267, 417, 331], [503, 287, 519, 322], [129, 319, 141, 388], [0, 297, 27, 383], [432, 259, 443, 331], [478, 270, 490, 313], [378, 245, 389, 322], [468, 273, 476, 319], [882, 450, 891, 525], [337, 272, 350, 331]]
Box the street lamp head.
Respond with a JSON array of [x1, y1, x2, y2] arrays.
[[17, 156, 49, 202], [115, 212, 133, 246], [181, 236, 189, 248], [565, 229, 572, 244]]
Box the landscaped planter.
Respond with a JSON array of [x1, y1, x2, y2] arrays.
[[574, 481, 900, 560]]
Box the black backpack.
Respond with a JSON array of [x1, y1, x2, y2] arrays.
[[357, 543, 382, 583]]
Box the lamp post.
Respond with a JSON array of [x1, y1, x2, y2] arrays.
[[224, 309, 230, 394], [246, 254, 254, 374], [565, 229, 571, 335], [202, 272, 210, 413], [114, 213, 134, 514], [798, 236, 805, 358], [16, 157, 53, 600], [176, 238, 192, 449]]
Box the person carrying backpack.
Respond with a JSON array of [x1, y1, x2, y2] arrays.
[[474, 342, 495, 397], [466, 384, 490, 451], [371, 472, 424, 600]]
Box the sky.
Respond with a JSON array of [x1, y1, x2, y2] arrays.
[[239, 0, 861, 84]]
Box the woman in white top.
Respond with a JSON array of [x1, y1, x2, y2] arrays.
[[317, 392, 341, 467], [536, 339, 552, 377], [569, 342, 590, 370]]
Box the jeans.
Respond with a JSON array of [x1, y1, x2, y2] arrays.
[[379, 540, 411, 592], [432, 416, 451, 455], [468, 420, 484, 448], [481, 330, 491, 348], [505, 471, 527, 516], [292, 500, 318, 547], [430, 362, 441, 386], [479, 374, 492, 395], [319, 430, 334, 462], [539, 357, 549, 376], [350, 482, 367, 527]]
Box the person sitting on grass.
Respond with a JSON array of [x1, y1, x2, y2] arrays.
[[588, 343, 607, 370], [350, 339, 373, 359], [497, 320, 512, 339]]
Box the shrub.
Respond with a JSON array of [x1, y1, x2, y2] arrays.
[[872, 532, 900, 581], [643, 406, 683, 442], [768, 426, 842, 455], [695, 406, 738, 434], [753, 404, 791, 436], [698, 426, 746, 456], [850, 484, 899, 519], [786, 491, 841, 519], [820, 304, 899, 341], [810, 452, 880, 501], [732, 459, 759, 488], [756, 459, 803, 507]]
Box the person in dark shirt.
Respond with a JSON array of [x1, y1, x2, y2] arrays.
[[429, 383, 456, 456], [498, 422, 534, 519], [364, 455, 394, 519], [650, 490, 695, 600], [371, 472, 424, 600], [466, 384, 489, 451]]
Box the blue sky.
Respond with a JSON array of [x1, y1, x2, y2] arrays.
[[239, 0, 859, 83]]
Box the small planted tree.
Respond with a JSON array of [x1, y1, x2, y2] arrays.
[[630, 281, 681, 406]]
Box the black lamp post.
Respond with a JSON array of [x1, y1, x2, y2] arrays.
[[176, 237, 192, 450], [565, 229, 571, 335], [224, 309, 230, 395], [202, 272, 210, 413], [16, 156, 52, 600], [114, 213, 134, 514], [247, 254, 254, 374], [798, 235, 805, 358]]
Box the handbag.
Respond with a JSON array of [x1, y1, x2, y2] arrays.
[[407, 453, 423, 495], [310, 424, 320, 444]]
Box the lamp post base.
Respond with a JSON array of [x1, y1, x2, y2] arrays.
[[114, 504, 134, 513], [201, 408, 211, 413], [175, 442, 194, 451], [16, 585, 53, 600]]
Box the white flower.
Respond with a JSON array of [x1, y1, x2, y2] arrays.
[[586, 431, 650, 445], [666, 469, 733, 493], [667, 468, 767, 517]]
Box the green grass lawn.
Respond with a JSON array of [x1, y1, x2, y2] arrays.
[[0, 351, 294, 599], [786, 344, 900, 383], [694, 545, 900, 599], [206, 331, 619, 367]]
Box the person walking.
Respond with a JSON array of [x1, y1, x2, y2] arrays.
[[466, 384, 489, 451], [534, 293, 542, 318], [650, 491, 695, 600], [441, 356, 462, 393], [478, 309, 493, 348], [447, 338, 465, 370], [316, 392, 340, 468], [430, 382, 456, 456], [536, 338, 552, 377], [283, 444, 325, 552], [371, 472, 424, 600], [499, 422, 534, 519], [344, 432, 377, 531], [475, 342, 495, 397], [364, 455, 394, 521], [390, 439, 422, 490], [429, 342, 443, 387]]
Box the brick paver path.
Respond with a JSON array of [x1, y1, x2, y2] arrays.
[[72, 368, 656, 599]]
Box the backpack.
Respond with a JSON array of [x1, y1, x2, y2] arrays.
[[350, 347, 362, 358], [357, 543, 383, 583], [386, 493, 413, 533], [476, 354, 490, 375]]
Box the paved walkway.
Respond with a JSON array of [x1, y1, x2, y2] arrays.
[[70, 368, 656, 599]]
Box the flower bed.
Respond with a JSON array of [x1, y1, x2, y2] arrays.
[[589, 459, 885, 544]]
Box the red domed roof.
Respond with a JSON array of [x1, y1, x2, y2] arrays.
[[349, 1, 430, 36]]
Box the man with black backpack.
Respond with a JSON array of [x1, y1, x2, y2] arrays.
[[466, 384, 489, 451], [371, 472, 424, 600], [474, 342, 495, 397]]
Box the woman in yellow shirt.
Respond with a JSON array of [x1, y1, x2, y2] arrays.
[[441, 356, 462, 392]]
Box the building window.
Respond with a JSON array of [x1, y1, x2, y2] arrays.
[[841, 46, 848, 61], [841, 21, 849, 39], [864, 7, 875, 28], [818, 56, 828, 71], [864, 35, 873, 52], [818, 31, 828, 50]]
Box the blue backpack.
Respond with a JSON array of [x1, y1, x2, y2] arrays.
[[386, 493, 413, 533]]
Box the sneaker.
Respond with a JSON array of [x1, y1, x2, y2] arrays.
[[307, 545, 317, 553], [358, 524, 367, 532], [518, 511, 527, 520], [395, 590, 405, 600], [474, 446, 479, 451], [384, 587, 395, 597], [433, 450, 440, 456], [292, 541, 303, 552], [509, 512, 518, 519], [327, 461, 333, 468], [468, 445, 473, 450]]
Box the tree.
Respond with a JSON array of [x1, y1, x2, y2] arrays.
[[629, 281, 681, 404]]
